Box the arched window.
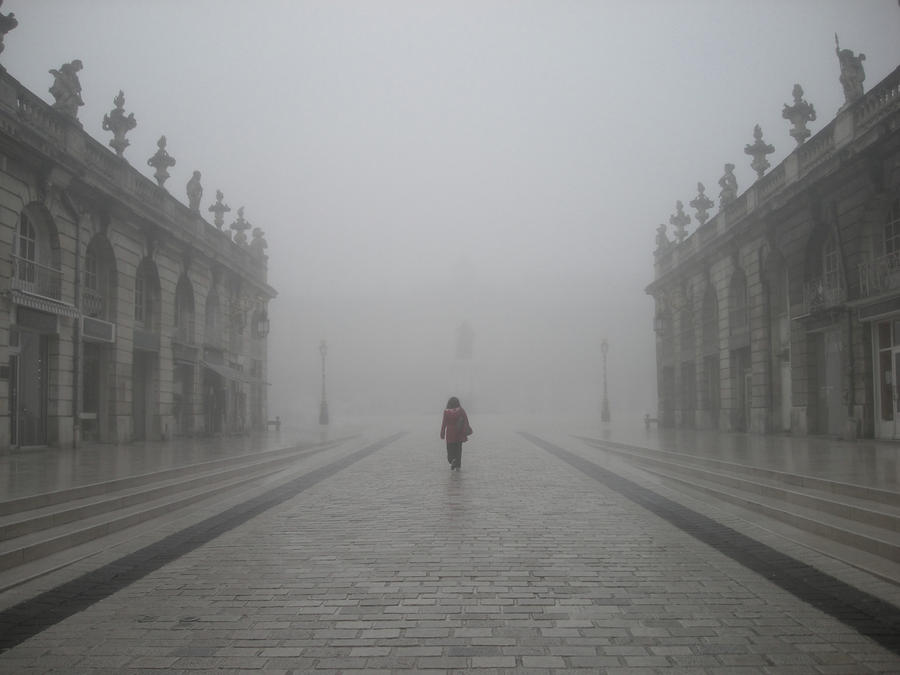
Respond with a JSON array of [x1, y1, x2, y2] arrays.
[[205, 290, 220, 336], [83, 236, 117, 320], [15, 214, 36, 286], [174, 276, 195, 343], [823, 233, 841, 292], [133, 260, 159, 330], [729, 270, 748, 335], [17, 214, 36, 262], [702, 284, 718, 355]]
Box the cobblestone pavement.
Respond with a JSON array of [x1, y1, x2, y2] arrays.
[[1, 419, 900, 673]]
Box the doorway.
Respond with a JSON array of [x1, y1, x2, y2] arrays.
[[876, 319, 900, 439], [10, 330, 48, 446], [132, 350, 157, 441]]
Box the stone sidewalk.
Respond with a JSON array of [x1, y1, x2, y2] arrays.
[[1, 419, 900, 673]]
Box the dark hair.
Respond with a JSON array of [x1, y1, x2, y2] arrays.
[[446, 396, 460, 409]]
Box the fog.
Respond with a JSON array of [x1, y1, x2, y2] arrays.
[[5, 1, 900, 423]]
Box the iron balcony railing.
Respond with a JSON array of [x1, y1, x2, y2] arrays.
[[81, 288, 104, 317], [801, 276, 847, 314], [858, 252, 900, 298], [11, 255, 63, 301]]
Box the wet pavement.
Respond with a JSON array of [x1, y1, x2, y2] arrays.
[[0, 415, 899, 672]]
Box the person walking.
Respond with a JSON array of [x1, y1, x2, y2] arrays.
[[440, 396, 472, 470]]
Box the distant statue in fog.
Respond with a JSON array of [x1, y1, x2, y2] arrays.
[[835, 34, 865, 106], [456, 321, 474, 360], [440, 396, 472, 471]]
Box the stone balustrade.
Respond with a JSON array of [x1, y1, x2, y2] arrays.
[[654, 65, 900, 284], [0, 69, 270, 291], [858, 252, 900, 298]]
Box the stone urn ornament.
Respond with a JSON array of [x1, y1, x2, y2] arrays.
[[147, 135, 176, 187]]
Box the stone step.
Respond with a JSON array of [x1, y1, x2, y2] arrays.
[[0, 438, 345, 583], [642, 465, 900, 563], [583, 438, 900, 570], [0, 441, 321, 517], [581, 436, 900, 509], [0, 443, 324, 541], [0, 461, 287, 574]]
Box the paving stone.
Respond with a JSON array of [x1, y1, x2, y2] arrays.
[[1, 427, 899, 672]]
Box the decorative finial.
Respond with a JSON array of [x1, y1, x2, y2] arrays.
[[230, 206, 251, 246], [718, 163, 738, 207], [208, 189, 231, 229], [744, 124, 774, 179], [101, 90, 137, 157], [48, 60, 84, 120], [782, 84, 816, 145], [147, 135, 176, 187], [689, 182, 714, 226], [835, 34, 866, 109], [669, 200, 690, 243], [186, 170, 203, 212], [0, 1, 18, 59], [655, 223, 670, 253], [249, 227, 268, 257]]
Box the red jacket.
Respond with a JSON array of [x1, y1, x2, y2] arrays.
[[440, 407, 470, 443]]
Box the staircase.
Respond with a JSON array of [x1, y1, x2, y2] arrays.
[[579, 436, 900, 584], [0, 439, 340, 592]]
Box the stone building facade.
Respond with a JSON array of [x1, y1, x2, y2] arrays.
[[0, 58, 275, 448], [646, 54, 900, 440]]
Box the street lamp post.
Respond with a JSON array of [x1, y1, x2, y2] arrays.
[[601, 338, 610, 423], [318, 340, 329, 425]]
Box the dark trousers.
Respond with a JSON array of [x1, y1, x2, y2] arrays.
[[446, 441, 462, 467]]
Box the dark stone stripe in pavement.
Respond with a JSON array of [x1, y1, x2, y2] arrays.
[[0, 432, 405, 654], [520, 431, 900, 656]]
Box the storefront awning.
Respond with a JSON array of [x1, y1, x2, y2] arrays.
[[201, 360, 248, 383], [9, 289, 80, 318]]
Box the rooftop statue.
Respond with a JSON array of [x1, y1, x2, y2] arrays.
[[102, 90, 136, 157], [0, 1, 18, 57], [186, 171, 203, 212], [208, 190, 231, 229], [49, 59, 84, 119], [718, 163, 737, 207], [835, 34, 865, 107], [782, 84, 816, 145], [147, 135, 176, 187]]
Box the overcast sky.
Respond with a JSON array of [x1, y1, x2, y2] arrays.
[[4, 1, 900, 422]]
